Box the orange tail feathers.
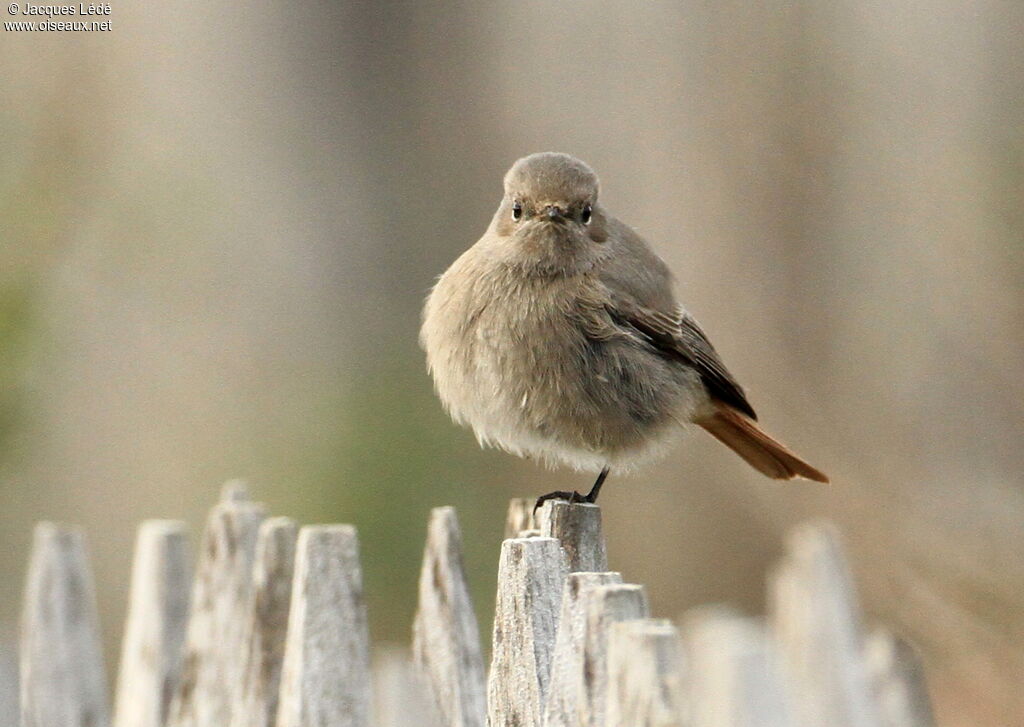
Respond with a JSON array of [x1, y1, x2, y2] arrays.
[[697, 405, 829, 483]]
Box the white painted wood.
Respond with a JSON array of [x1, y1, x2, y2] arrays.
[[864, 628, 935, 727], [113, 520, 191, 727], [20, 522, 110, 727], [486, 537, 568, 727], [541, 572, 622, 727], [769, 521, 880, 727], [605, 618, 686, 727], [373, 646, 442, 727], [230, 517, 298, 727], [536, 502, 607, 573], [166, 483, 266, 727], [412, 507, 486, 727], [276, 525, 371, 727], [685, 608, 792, 727]]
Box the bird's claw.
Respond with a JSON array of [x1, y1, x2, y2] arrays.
[[533, 489, 588, 514]]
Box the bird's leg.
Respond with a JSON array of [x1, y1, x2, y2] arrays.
[[582, 466, 610, 503], [533, 467, 611, 514]]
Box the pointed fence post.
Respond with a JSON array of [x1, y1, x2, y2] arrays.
[[605, 619, 686, 727], [864, 628, 935, 727], [769, 522, 880, 727], [167, 482, 267, 727], [113, 520, 192, 727], [504, 499, 537, 539], [412, 507, 486, 727], [541, 572, 623, 727], [486, 537, 568, 727], [18, 495, 941, 727], [536, 502, 607, 573], [685, 608, 792, 727], [20, 523, 110, 727], [230, 517, 298, 727], [276, 525, 371, 727]]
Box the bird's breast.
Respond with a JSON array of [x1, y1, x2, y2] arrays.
[[422, 261, 695, 461]]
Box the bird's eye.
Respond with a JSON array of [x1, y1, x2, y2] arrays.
[[512, 201, 523, 221], [581, 203, 593, 225]]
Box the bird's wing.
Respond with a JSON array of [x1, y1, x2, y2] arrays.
[[606, 296, 758, 421], [597, 217, 678, 312], [594, 215, 756, 419]]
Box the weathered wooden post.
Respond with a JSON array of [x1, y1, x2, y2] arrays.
[[167, 481, 267, 727], [373, 646, 442, 727], [504, 499, 537, 539], [542, 572, 623, 727], [276, 525, 371, 727], [412, 507, 486, 727], [230, 517, 299, 727], [486, 536, 568, 727], [15, 481, 943, 727], [769, 521, 880, 727], [864, 628, 935, 727], [685, 608, 791, 727], [578, 583, 649, 727], [536, 501, 607, 573], [605, 618, 686, 727], [20, 523, 110, 727], [113, 520, 192, 727]]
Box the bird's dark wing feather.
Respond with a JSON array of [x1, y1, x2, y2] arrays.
[[606, 299, 758, 420]]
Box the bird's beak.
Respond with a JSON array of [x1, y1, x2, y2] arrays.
[[544, 205, 565, 221]]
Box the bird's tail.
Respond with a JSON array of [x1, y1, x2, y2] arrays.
[[697, 405, 829, 483]]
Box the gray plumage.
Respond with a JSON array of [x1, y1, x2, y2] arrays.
[[420, 152, 827, 484]]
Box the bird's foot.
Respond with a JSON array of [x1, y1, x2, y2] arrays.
[[533, 489, 591, 514]]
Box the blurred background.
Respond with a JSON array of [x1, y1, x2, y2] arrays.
[[1, 1, 1022, 724]]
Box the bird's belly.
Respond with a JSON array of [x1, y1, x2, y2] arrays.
[[451, 311, 702, 470]]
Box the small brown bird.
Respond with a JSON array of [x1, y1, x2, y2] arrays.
[[420, 152, 828, 509]]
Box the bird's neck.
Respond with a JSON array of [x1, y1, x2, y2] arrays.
[[497, 227, 604, 279]]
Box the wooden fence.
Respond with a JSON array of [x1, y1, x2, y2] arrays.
[[17, 481, 936, 727]]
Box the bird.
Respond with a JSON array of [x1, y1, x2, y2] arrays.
[[419, 152, 828, 510]]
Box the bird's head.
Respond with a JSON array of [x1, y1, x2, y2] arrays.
[[491, 152, 608, 273]]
